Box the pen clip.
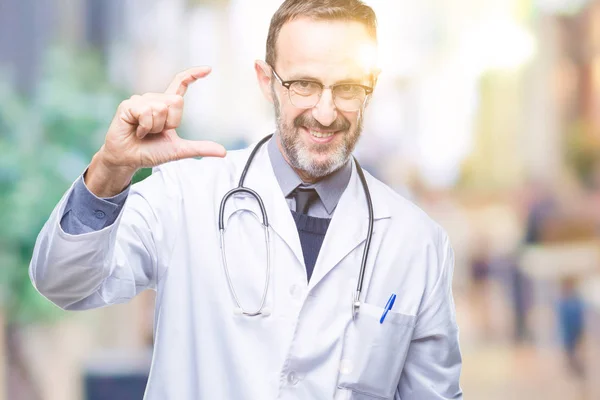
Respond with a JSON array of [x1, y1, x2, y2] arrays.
[[379, 293, 396, 324]]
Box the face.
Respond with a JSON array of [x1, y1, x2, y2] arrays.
[[256, 17, 377, 182]]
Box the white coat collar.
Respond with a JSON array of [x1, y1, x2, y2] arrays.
[[221, 139, 392, 286]]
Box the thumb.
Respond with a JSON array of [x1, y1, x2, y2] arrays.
[[172, 137, 227, 160]]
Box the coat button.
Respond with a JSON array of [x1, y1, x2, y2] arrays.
[[287, 371, 299, 385], [94, 210, 106, 219]]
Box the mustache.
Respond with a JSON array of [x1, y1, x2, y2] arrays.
[[293, 112, 351, 132]]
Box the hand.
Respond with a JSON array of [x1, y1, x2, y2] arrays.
[[102, 66, 226, 170], [86, 66, 226, 197]]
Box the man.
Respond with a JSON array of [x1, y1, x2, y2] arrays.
[[30, 0, 463, 399]]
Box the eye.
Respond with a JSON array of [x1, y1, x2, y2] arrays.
[[290, 81, 320, 96], [335, 84, 365, 99]]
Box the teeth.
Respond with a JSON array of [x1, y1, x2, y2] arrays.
[[310, 130, 334, 138]]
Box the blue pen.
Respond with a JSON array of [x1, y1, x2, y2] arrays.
[[380, 293, 396, 324]]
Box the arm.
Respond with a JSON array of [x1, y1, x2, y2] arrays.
[[28, 67, 226, 311], [29, 165, 178, 310], [396, 231, 463, 400], [60, 173, 130, 235]]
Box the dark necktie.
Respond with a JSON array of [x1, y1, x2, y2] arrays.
[[290, 187, 329, 281], [294, 187, 319, 214]]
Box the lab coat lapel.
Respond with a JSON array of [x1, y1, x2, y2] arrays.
[[241, 143, 305, 267], [308, 160, 390, 290], [221, 142, 392, 282]]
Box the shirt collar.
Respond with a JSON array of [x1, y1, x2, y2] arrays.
[[267, 133, 352, 214]]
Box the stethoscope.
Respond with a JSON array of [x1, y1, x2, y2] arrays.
[[218, 133, 374, 319]]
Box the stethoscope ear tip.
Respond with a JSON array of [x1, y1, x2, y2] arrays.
[[233, 307, 244, 315], [261, 307, 272, 317]]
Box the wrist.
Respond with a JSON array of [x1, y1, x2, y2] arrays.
[[85, 150, 137, 198]]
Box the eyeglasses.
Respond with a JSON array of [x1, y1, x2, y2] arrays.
[[271, 68, 373, 112]]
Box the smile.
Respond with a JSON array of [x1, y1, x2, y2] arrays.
[[309, 130, 335, 138]]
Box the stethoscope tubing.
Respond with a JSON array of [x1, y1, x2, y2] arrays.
[[218, 133, 374, 318]]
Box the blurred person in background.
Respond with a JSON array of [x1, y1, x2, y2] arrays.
[[28, 0, 462, 399], [557, 276, 585, 377], [523, 179, 557, 245], [469, 238, 494, 340], [588, 159, 600, 230], [511, 179, 557, 343]]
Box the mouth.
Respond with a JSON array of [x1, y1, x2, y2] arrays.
[[301, 127, 339, 143]]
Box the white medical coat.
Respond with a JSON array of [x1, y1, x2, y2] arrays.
[[30, 142, 463, 399]]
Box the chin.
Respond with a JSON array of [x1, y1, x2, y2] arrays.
[[301, 152, 347, 178], [310, 153, 337, 168]]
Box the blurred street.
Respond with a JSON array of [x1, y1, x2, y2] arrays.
[[457, 288, 588, 400], [2, 0, 600, 398]]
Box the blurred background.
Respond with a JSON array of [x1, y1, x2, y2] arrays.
[[0, 0, 599, 399]]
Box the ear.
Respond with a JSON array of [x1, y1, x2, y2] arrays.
[[255, 60, 274, 103], [370, 67, 381, 89], [362, 68, 381, 110]]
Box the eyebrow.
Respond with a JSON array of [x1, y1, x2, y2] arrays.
[[286, 74, 366, 85]]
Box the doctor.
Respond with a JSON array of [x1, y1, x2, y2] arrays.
[[30, 0, 463, 399]]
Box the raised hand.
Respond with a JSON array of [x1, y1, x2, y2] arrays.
[[86, 66, 226, 197]]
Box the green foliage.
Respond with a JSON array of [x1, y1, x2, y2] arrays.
[[0, 46, 129, 324], [565, 119, 600, 188]]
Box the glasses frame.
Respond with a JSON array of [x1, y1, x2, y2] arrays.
[[270, 67, 374, 112]]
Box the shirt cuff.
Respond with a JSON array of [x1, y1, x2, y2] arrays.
[[60, 174, 130, 234]]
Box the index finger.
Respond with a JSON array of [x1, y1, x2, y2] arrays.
[[164, 66, 212, 96]]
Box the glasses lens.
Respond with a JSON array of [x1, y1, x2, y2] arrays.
[[289, 81, 321, 108], [286, 81, 370, 111], [333, 85, 367, 112]]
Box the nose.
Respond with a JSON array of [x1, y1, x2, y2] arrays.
[[311, 89, 338, 127]]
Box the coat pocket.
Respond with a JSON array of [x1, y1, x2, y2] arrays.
[[337, 302, 416, 399]]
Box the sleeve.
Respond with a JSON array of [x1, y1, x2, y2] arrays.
[[29, 164, 180, 311], [396, 230, 463, 399], [60, 174, 130, 234]]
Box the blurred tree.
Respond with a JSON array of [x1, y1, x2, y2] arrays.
[[566, 119, 600, 188], [0, 44, 150, 399], [0, 45, 132, 324]]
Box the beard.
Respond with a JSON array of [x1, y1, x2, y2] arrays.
[[273, 91, 364, 180]]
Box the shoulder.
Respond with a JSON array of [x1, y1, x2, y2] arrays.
[[365, 171, 449, 249], [364, 173, 455, 313]]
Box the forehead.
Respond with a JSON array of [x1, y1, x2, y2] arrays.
[[275, 17, 376, 81]]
